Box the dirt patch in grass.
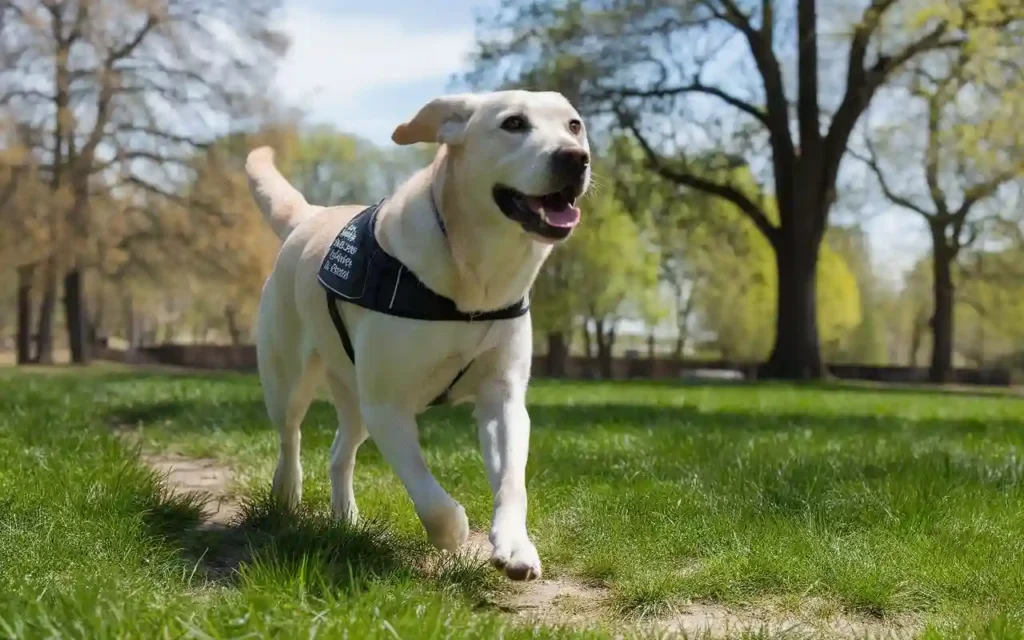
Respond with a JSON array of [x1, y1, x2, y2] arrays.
[[145, 454, 241, 527], [137, 451, 920, 639]]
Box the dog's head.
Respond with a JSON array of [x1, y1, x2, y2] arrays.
[[392, 90, 591, 243]]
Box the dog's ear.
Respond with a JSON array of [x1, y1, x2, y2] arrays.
[[391, 94, 481, 146]]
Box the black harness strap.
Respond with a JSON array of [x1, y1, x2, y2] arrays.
[[326, 292, 467, 407], [319, 200, 528, 407]]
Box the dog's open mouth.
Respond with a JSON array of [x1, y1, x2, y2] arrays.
[[493, 185, 581, 241]]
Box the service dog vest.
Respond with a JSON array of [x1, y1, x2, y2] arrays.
[[317, 200, 529, 406]]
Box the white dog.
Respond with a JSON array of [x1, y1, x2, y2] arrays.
[[245, 90, 590, 581]]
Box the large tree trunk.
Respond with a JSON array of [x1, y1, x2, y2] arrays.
[[760, 233, 824, 380], [545, 331, 568, 377], [35, 260, 58, 364], [64, 269, 90, 364], [929, 244, 955, 383], [16, 265, 35, 365]]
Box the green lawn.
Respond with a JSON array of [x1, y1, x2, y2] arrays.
[[2, 369, 1023, 638]]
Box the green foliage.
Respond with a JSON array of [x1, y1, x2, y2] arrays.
[[532, 155, 661, 336], [956, 248, 1024, 366], [687, 209, 862, 362], [824, 227, 891, 365]]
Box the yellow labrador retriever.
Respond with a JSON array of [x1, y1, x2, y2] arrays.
[[245, 90, 590, 581]]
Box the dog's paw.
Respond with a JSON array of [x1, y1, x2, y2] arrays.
[[271, 461, 302, 511], [418, 501, 469, 552], [332, 501, 359, 525], [490, 534, 542, 581]]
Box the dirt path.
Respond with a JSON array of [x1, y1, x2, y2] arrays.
[[142, 453, 919, 639], [145, 454, 242, 527]]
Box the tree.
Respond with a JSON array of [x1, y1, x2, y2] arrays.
[[956, 246, 1024, 366], [825, 225, 890, 364], [688, 204, 862, 363], [277, 124, 378, 206], [858, 32, 1023, 382], [181, 124, 401, 345], [1, 0, 286, 364], [468, 0, 1008, 379], [0, 130, 63, 364], [531, 176, 659, 378]]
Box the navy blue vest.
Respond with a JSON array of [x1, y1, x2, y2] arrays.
[[317, 201, 529, 405]]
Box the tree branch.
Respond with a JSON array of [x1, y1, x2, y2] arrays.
[[709, 0, 796, 220], [957, 169, 1023, 218], [922, 86, 950, 218], [850, 141, 935, 218], [823, 17, 962, 211], [107, 14, 160, 64], [622, 113, 779, 246], [605, 80, 769, 127], [796, 0, 820, 150], [113, 124, 212, 149]]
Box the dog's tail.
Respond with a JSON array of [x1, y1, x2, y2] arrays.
[[245, 146, 319, 240]]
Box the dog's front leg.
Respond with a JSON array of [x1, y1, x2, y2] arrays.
[[474, 382, 542, 581], [361, 404, 469, 551]]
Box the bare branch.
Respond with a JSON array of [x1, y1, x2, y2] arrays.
[[602, 80, 769, 126], [846, 0, 900, 88], [850, 141, 935, 218], [877, 24, 961, 77], [112, 124, 211, 149], [703, 0, 796, 220], [823, 18, 962, 206], [124, 175, 193, 209], [621, 112, 779, 246], [957, 170, 1023, 218], [107, 14, 160, 64], [922, 105, 953, 221]]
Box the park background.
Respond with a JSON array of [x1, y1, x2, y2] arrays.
[[1, 0, 1021, 386], [3, 2, 1024, 638]]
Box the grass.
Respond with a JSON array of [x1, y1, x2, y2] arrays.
[[2, 368, 1024, 638]]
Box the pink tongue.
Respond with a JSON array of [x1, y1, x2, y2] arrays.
[[527, 197, 581, 228]]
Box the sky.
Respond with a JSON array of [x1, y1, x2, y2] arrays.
[[272, 0, 929, 280], [274, 0, 494, 146]]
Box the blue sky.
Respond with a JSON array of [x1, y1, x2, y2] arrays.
[[273, 0, 929, 279], [274, 0, 496, 146]]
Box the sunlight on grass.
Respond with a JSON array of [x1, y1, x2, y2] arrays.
[[2, 370, 1023, 637]]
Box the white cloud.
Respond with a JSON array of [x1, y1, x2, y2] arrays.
[[275, 6, 475, 113]]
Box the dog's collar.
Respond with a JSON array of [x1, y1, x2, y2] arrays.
[[318, 201, 529, 322]]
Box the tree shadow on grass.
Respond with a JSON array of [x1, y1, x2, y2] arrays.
[[106, 392, 1024, 441], [530, 375, 1024, 401]]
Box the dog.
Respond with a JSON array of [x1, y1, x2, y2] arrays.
[[245, 90, 591, 581]]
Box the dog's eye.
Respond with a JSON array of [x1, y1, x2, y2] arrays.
[[500, 115, 529, 132], [568, 119, 582, 135]]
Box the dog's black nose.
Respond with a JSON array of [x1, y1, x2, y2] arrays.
[[551, 147, 590, 183]]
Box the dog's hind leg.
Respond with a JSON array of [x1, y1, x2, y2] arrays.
[[261, 342, 322, 511], [326, 374, 367, 523]]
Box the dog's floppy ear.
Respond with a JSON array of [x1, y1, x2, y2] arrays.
[[391, 94, 481, 146]]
